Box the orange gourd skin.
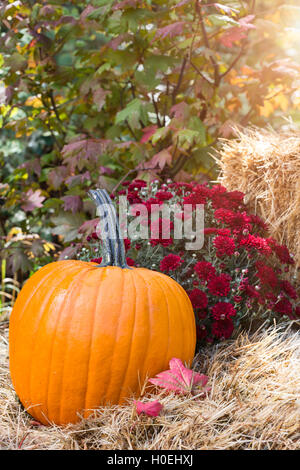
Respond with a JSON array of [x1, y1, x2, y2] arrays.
[[9, 260, 196, 425]]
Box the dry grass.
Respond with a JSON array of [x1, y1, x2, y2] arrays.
[[217, 127, 300, 276], [0, 321, 299, 450]]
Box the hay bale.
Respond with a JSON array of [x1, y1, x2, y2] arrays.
[[1, 322, 300, 450], [216, 127, 300, 276]]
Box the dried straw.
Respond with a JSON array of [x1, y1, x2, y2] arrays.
[[0, 321, 299, 450], [216, 127, 300, 276]]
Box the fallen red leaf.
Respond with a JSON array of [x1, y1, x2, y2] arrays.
[[134, 400, 163, 417], [149, 358, 209, 395]]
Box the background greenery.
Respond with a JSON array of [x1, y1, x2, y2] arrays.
[[1, 0, 300, 278]]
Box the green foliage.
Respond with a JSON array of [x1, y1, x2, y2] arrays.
[[0, 0, 300, 275]]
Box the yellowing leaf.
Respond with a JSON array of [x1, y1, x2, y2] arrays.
[[43, 242, 55, 253], [7, 227, 22, 242], [272, 92, 289, 111], [259, 100, 274, 117], [25, 97, 43, 108]]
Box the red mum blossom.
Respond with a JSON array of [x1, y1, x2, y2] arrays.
[[156, 190, 174, 201], [183, 185, 209, 207], [124, 238, 131, 251], [212, 318, 234, 339], [160, 254, 183, 273], [256, 261, 278, 290], [194, 261, 216, 282], [207, 274, 231, 297], [211, 302, 236, 320], [250, 214, 269, 231], [267, 238, 295, 265], [150, 238, 173, 247], [90, 257, 102, 264], [240, 234, 272, 255], [211, 185, 244, 211], [214, 208, 251, 231], [280, 280, 297, 300], [213, 235, 235, 258], [126, 257, 135, 266], [188, 289, 208, 309], [274, 297, 293, 318], [128, 179, 147, 191], [127, 191, 143, 204]]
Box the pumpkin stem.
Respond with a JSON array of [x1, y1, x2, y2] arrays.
[[88, 189, 130, 268]]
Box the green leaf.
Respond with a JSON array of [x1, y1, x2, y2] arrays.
[[52, 212, 86, 242], [115, 98, 150, 128]]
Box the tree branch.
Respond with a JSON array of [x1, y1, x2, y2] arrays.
[[195, 0, 220, 86], [172, 55, 188, 105]]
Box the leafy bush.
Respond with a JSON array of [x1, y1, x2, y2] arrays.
[[77, 179, 299, 344], [1, 0, 300, 276]]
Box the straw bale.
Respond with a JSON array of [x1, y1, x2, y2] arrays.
[[1, 321, 299, 450], [216, 127, 300, 276]]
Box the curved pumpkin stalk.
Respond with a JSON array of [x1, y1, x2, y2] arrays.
[[88, 189, 130, 269]]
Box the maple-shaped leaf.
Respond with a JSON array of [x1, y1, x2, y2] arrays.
[[219, 15, 255, 48], [170, 102, 189, 120], [21, 189, 45, 212], [154, 22, 186, 41], [93, 87, 109, 112], [140, 125, 158, 143], [149, 358, 209, 395], [147, 149, 172, 170], [61, 195, 83, 214], [48, 166, 68, 190], [134, 400, 163, 417]]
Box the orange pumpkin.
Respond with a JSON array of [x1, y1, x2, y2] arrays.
[[9, 189, 196, 425]]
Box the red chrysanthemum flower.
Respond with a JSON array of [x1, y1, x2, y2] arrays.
[[211, 318, 234, 339], [90, 257, 102, 264], [188, 289, 208, 309], [274, 297, 293, 318], [255, 261, 278, 290], [156, 190, 174, 201], [207, 274, 231, 297], [124, 238, 131, 251], [160, 254, 183, 273], [214, 208, 251, 231], [267, 238, 295, 265], [183, 185, 209, 207], [240, 234, 272, 255], [210, 185, 244, 211], [280, 280, 297, 300], [194, 261, 216, 282], [213, 235, 235, 258], [126, 257, 135, 266], [211, 302, 236, 320], [128, 179, 147, 191]]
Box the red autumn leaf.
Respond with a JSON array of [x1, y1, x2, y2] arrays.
[[148, 149, 172, 170], [219, 15, 255, 48], [61, 195, 83, 214], [140, 125, 158, 143], [134, 400, 163, 417], [21, 189, 45, 212], [154, 22, 186, 41], [149, 358, 209, 395], [93, 87, 109, 111]]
